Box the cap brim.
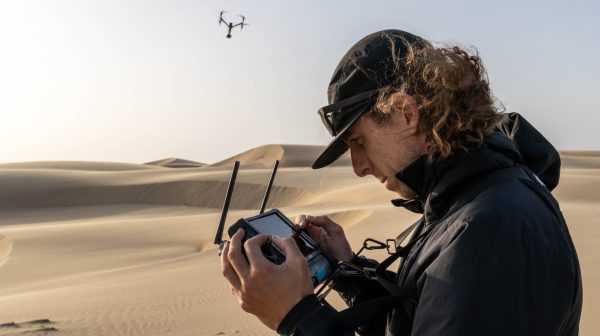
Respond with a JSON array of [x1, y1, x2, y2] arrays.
[[312, 111, 365, 169]]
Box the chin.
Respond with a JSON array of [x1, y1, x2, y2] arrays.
[[384, 180, 402, 195], [397, 192, 414, 200], [385, 180, 416, 200]]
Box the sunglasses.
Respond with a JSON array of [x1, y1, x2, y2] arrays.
[[318, 88, 380, 137]]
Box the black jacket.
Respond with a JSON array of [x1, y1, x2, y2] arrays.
[[278, 113, 583, 336]]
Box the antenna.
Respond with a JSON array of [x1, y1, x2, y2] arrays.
[[214, 161, 240, 245], [260, 160, 279, 214]]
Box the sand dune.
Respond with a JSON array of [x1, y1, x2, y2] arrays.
[[0, 176, 310, 210], [560, 153, 600, 170], [0, 234, 12, 269], [210, 144, 351, 168], [145, 158, 205, 168], [553, 173, 600, 203], [560, 150, 600, 157], [0, 147, 598, 335], [553, 152, 600, 203], [0, 167, 311, 210]]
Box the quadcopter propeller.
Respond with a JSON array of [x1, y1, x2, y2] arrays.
[[219, 10, 226, 25], [239, 15, 248, 30]]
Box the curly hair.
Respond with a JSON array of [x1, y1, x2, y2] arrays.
[[368, 36, 504, 161]]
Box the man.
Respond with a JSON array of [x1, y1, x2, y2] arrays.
[[221, 29, 583, 335]]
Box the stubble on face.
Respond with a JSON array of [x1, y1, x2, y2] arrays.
[[345, 92, 427, 200], [369, 95, 427, 199], [385, 175, 419, 200], [351, 115, 423, 199]]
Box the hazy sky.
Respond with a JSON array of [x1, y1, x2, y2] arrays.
[[1, 0, 599, 164]]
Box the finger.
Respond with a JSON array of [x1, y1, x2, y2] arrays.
[[296, 215, 326, 242], [220, 241, 242, 289], [270, 235, 304, 262], [306, 215, 343, 234], [227, 228, 250, 278], [244, 234, 272, 267], [296, 214, 308, 229]]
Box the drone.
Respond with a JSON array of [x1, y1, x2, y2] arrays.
[[219, 11, 248, 39]]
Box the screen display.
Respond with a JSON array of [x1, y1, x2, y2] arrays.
[[248, 213, 317, 256], [248, 213, 294, 238]]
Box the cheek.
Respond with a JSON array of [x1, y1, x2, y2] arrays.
[[366, 139, 388, 162], [365, 136, 409, 174], [379, 149, 405, 174], [370, 136, 401, 170]]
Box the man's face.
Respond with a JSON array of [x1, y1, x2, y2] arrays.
[[342, 104, 427, 199]]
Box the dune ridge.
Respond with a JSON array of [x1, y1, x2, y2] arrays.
[[145, 158, 205, 168], [210, 144, 351, 168]]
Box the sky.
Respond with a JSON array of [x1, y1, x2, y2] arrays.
[[1, 0, 599, 164]]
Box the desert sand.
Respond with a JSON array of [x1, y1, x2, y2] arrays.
[[0, 144, 598, 335]]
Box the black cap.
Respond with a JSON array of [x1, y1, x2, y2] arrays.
[[312, 29, 429, 169]]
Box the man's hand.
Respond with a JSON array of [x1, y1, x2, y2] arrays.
[[221, 229, 314, 330], [297, 215, 353, 262]]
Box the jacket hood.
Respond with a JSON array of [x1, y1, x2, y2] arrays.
[[392, 112, 561, 218], [497, 112, 561, 191]]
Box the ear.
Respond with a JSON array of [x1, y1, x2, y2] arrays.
[[391, 92, 420, 129]]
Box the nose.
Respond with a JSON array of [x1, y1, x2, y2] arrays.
[[351, 149, 371, 177]]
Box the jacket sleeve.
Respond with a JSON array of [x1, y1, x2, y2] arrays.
[[278, 254, 396, 336], [277, 295, 343, 336]]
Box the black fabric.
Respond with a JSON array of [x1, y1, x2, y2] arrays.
[[325, 30, 429, 108], [303, 167, 545, 336], [390, 198, 423, 214], [312, 30, 430, 169], [277, 295, 337, 335], [307, 296, 414, 336], [390, 112, 561, 219], [281, 113, 582, 336], [498, 112, 561, 190]]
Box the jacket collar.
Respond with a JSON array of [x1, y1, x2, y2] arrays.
[[391, 132, 522, 222]]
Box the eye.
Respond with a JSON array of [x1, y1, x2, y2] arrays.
[[350, 136, 364, 147]]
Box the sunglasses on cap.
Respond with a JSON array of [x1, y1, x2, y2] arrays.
[[318, 88, 380, 137]]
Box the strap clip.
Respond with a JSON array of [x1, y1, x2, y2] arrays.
[[361, 267, 379, 280], [357, 238, 398, 255]]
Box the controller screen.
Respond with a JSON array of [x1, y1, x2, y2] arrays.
[[248, 213, 293, 237], [247, 213, 317, 256]]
